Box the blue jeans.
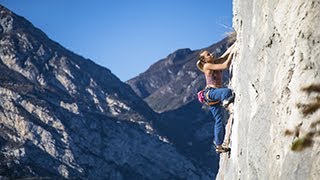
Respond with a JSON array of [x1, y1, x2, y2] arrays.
[[204, 88, 232, 146]]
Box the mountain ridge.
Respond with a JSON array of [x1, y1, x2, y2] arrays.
[[127, 36, 233, 113], [0, 5, 214, 179]]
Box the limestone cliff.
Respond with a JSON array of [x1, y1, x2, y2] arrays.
[[217, 0, 320, 179]]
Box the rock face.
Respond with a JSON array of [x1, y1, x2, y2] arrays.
[[217, 0, 320, 179], [0, 5, 213, 179]]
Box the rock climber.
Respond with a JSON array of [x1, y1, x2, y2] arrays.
[[196, 43, 236, 153]]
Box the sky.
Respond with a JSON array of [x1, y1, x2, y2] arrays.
[[0, 0, 233, 81]]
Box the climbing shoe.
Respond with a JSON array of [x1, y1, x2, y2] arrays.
[[222, 93, 235, 108], [215, 146, 231, 154]]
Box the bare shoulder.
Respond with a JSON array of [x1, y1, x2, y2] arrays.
[[203, 62, 211, 70], [203, 62, 217, 71]]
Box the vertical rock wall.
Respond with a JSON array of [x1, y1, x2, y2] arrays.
[[218, 0, 320, 179]]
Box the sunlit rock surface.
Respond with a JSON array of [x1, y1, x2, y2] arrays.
[[217, 1, 320, 179]]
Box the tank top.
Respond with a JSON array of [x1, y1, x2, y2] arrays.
[[205, 70, 223, 88]]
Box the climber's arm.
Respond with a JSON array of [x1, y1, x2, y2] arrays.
[[214, 43, 236, 63], [221, 43, 236, 58], [204, 51, 234, 71]]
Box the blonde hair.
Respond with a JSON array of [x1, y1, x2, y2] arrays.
[[196, 60, 204, 72], [196, 50, 207, 72], [196, 50, 215, 72]]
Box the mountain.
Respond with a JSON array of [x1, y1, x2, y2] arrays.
[[127, 35, 235, 174], [0, 5, 213, 179]]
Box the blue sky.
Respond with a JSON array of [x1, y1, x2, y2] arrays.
[[1, 0, 233, 81]]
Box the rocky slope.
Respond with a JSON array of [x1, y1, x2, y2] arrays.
[[0, 5, 213, 179], [217, 0, 320, 179]]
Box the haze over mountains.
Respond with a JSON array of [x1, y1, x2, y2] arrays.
[[0, 5, 233, 179]]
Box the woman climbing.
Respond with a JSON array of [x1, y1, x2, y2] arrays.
[[196, 43, 236, 153]]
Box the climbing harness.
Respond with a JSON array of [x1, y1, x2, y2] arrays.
[[204, 89, 220, 106], [197, 87, 220, 106]]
